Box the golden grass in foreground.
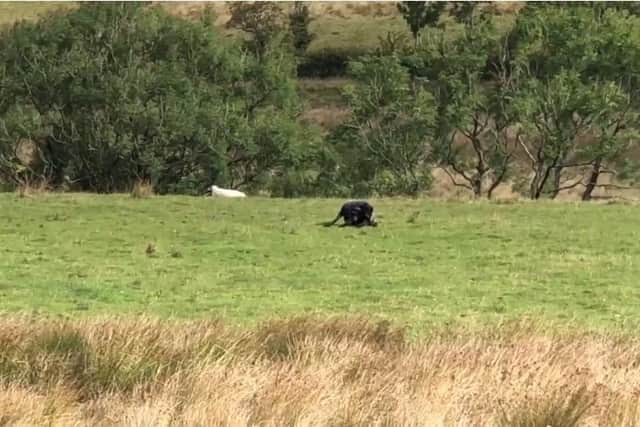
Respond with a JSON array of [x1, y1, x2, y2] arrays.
[[1, 316, 640, 426]]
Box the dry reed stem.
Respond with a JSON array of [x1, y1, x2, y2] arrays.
[[15, 179, 50, 198], [130, 179, 154, 198], [0, 315, 639, 426]]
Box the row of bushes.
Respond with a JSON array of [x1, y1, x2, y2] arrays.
[[2, 3, 640, 200]]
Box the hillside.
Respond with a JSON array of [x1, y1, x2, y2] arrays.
[[0, 2, 411, 50], [161, 2, 522, 131]]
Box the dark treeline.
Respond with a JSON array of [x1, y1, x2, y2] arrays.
[[1, 1, 639, 199]]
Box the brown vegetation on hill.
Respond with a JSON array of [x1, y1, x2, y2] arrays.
[[156, 1, 524, 22]]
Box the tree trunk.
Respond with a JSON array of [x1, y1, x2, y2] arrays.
[[530, 157, 559, 200], [471, 176, 482, 198], [487, 166, 509, 200], [529, 174, 540, 199], [530, 165, 545, 199], [470, 136, 486, 198], [549, 166, 563, 200], [581, 157, 602, 201]]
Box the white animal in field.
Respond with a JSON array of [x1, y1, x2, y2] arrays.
[[209, 185, 247, 198]]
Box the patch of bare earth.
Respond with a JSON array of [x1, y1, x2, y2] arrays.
[[1, 316, 640, 425]]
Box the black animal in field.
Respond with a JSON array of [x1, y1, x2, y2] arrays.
[[323, 200, 378, 227]]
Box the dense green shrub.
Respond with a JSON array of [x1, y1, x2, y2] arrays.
[[297, 47, 370, 78], [0, 2, 311, 195], [288, 1, 315, 56], [328, 55, 436, 196]]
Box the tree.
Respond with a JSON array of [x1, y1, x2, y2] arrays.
[[396, 1, 445, 49], [288, 1, 314, 56], [0, 2, 310, 195], [222, 31, 311, 191], [449, 1, 490, 28], [576, 83, 638, 201], [509, 4, 640, 199], [335, 55, 436, 196], [513, 71, 608, 199], [510, 4, 640, 94], [417, 14, 516, 198], [226, 2, 286, 60]]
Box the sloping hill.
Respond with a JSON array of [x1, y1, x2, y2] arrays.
[[0, 2, 522, 53]]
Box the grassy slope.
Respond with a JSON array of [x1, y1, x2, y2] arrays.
[[2, 193, 639, 329]]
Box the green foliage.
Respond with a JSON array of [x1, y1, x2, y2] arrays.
[[576, 82, 639, 200], [618, 158, 640, 184], [513, 73, 636, 200], [511, 4, 640, 91], [509, 5, 640, 199], [1, 2, 640, 200], [226, 1, 286, 60], [578, 83, 637, 162], [449, 1, 491, 28], [0, 2, 310, 195], [333, 55, 436, 196], [288, 1, 314, 56], [513, 71, 596, 199], [296, 46, 369, 78], [396, 1, 445, 47], [416, 15, 514, 198]]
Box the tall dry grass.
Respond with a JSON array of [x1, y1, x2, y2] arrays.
[[0, 315, 639, 426], [130, 179, 154, 198], [14, 178, 50, 198]]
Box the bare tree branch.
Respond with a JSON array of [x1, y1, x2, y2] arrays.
[[545, 177, 585, 193], [517, 133, 536, 165], [559, 161, 599, 169], [449, 161, 474, 184], [593, 183, 635, 190], [439, 166, 473, 190], [540, 176, 635, 195]]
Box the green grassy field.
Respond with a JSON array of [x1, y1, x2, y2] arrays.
[[1, 193, 639, 330]]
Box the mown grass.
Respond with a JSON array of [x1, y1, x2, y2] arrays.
[[1, 193, 640, 330], [1, 315, 640, 425]]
